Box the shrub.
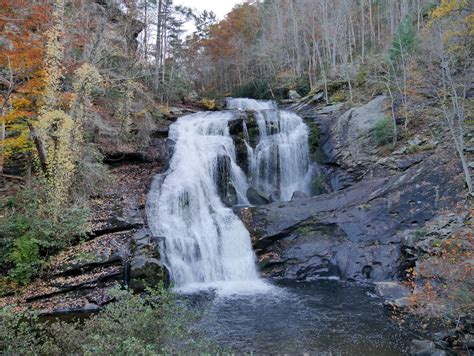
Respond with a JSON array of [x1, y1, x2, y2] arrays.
[[200, 98, 217, 110], [372, 118, 394, 146], [232, 79, 275, 99], [7, 236, 42, 285], [0, 183, 90, 285], [405, 232, 474, 324], [0, 286, 218, 354], [329, 90, 347, 103]]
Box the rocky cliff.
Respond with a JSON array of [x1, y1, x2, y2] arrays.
[[239, 97, 468, 284]]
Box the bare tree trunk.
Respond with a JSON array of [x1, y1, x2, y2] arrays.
[[27, 121, 48, 175], [155, 0, 163, 86], [0, 117, 5, 180], [368, 0, 376, 47], [144, 0, 148, 61], [289, 0, 301, 76], [344, 64, 353, 103], [361, 0, 365, 63], [315, 41, 329, 104], [440, 60, 473, 194], [0, 59, 14, 181], [385, 82, 397, 144], [161, 0, 169, 84]]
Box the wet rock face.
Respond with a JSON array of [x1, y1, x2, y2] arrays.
[[214, 155, 238, 207], [291, 191, 309, 200], [128, 230, 170, 292], [246, 187, 271, 205], [244, 150, 465, 283]]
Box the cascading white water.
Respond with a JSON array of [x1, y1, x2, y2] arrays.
[[147, 99, 312, 292], [147, 111, 263, 292], [227, 98, 311, 201]]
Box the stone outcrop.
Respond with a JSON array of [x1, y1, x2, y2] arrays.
[[240, 96, 466, 284], [323, 96, 387, 171], [128, 229, 169, 292]]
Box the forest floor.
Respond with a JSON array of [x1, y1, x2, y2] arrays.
[[0, 161, 163, 314]]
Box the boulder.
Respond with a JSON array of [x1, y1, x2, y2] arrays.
[[215, 155, 238, 207], [246, 187, 271, 205], [410, 340, 436, 356], [270, 190, 281, 202], [128, 229, 169, 291], [375, 282, 410, 300], [128, 256, 169, 292], [316, 103, 344, 115], [288, 90, 301, 100], [324, 95, 387, 170], [291, 191, 309, 200]]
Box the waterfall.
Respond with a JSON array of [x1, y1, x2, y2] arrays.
[[147, 111, 262, 292], [227, 98, 311, 201], [147, 99, 311, 292]]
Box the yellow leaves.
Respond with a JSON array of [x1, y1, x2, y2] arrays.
[[200, 98, 217, 110], [72, 63, 103, 96], [430, 0, 451, 19], [41, 0, 65, 114], [11, 97, 32, 110], [37, 109, 82, 216], [430, 0, 467, 21], [4, 134, 30, 157]]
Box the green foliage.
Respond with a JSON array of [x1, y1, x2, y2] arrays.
[[0, 306, 45, 354], [0, 183, 89, 285], [372, 118, 394, 146], [0, 286, 218, 354], [389, 16, 417, 63], [7, 236, 42, 285], [158, 75, 193, 103], [284, 75, 311, 97], [232, 79, 275, 100], [74, 144, 112, 198], [308, 122, 323, 162], [415, 228, 428, 238]]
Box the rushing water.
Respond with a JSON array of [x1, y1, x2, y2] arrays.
[[147, 99, 312, 291], [227, 98, 312, 200], [147, 111, 261, 290]]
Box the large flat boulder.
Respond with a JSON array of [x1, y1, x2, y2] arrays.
[[240, 151, 465, 282], [323, 95, 387, 170]]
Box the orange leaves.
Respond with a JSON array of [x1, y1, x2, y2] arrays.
[[2, 110, 34, 124], [0, 1, 50, 162], [203, 2, 260, 62]]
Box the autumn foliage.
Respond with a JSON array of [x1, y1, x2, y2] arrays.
[[0, 0, 50, 161]]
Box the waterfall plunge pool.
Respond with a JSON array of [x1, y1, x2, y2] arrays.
[[182, 280, 410, 355]]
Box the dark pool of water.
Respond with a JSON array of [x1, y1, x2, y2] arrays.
[[187, 280, 410, 355]]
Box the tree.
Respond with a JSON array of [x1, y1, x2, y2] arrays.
[[415, 0, 473, 194], [0, 0, 50, 179]]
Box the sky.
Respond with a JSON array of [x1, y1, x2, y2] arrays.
[[174, 0, 242, 20]]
